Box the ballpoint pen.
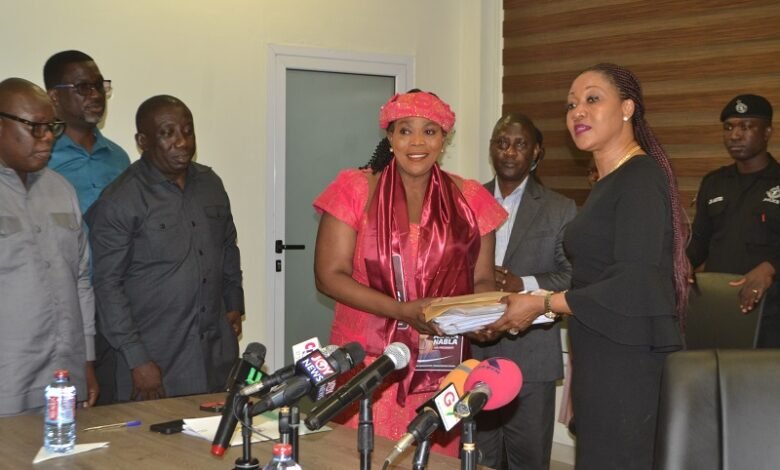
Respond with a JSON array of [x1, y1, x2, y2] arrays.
[[83, 420, 142, 432]]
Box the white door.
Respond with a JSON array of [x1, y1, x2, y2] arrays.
[[266, 46, 412, 370]]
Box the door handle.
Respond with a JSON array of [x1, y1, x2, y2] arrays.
[[275, 240, 305, 254]]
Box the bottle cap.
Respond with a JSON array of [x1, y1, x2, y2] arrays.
[[272, 443, 293, 457], [54, 369, 70, 379]]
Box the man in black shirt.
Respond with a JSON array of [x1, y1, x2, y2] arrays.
[[87, 95, 244, 401], [687, 94, 779, 347]]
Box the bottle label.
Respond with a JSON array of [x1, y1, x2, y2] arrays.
[[46, 390, 75, 423], [47, 396, 59, 421]]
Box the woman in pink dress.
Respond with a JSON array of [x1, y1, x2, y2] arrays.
[[313, 90, 506, 456]]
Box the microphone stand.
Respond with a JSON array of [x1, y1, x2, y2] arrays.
[[290, 406, 300, 463], [358, 397, 374, 470], [278, 406, 301, 463], [233, 401, 260, 470], [278, 406, 291, 444], [411, 438, 432, 470], [460, 418, 477, 470]]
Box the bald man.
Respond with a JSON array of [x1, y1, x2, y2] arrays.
[[86, 95, 243, 402], [0, 78, 97, 415]]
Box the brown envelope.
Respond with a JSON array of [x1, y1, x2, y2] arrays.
[[423, 291, 507, 321]]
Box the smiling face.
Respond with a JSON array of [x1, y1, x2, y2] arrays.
[[136, 103, 196, 185], [386, 116, 445, 180], [566, 70, 634, 153], [490, 121, 540, 186], [48, 60, 106, 130], [0, 86, 57, 183]]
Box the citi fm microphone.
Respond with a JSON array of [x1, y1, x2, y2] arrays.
[[454, 357, 523, 419], [210, 342, 266, 457], [304, 342, 411, 431], [239, 345, 339, 397], [383, 359, 480, 467], [249, 342, 365, 416]]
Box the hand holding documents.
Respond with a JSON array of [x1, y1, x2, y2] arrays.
[[423, 291, 554, 335]]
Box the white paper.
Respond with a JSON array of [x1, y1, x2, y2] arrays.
[[182, 413, 329, 447], [431, 302, 552, 335], [33, 442, 109, 463]]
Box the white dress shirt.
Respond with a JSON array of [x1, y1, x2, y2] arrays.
[[493, 176, 539, 292]]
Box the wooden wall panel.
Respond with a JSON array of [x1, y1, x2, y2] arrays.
[[502, 0, 780, 213]]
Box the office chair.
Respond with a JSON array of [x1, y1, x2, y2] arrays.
[[654, 349, 780, 470], [684, 272, 764, 349]]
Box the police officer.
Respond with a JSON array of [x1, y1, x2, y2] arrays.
[[688, 94, 780, 347]]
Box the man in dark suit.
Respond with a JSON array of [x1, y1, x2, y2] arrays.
[[471, 114, 576, 469]]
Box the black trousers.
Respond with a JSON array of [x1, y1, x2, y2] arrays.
[[93, 331, 118, 405], [475, 381, 557, 470]]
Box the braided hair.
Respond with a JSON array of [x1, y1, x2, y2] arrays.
[[586, 63, 691, 318], [361, 136, 393, 174]]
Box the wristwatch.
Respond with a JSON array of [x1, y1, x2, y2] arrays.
[[543, 291, 560, 320]]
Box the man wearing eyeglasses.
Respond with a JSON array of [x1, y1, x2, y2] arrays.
[[44, 50, 130, 215], [0, 78, 98, 416], [44, 50, 130, 406], [469, 114, 576, 470]]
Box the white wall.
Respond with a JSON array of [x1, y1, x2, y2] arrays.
[[0, 0, 501, 349]]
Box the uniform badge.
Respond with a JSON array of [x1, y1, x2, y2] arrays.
[[763, 185, 780, 205], [735, 99, 748, 114]]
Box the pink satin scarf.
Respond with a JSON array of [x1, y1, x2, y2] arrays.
[[363, 159, 480, 404]]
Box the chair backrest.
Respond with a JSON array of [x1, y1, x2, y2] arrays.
[[684, 272, 764, 349], [654, 349, 780, 470]]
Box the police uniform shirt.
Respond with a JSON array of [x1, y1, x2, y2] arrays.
[[687, 154, 780, 274]]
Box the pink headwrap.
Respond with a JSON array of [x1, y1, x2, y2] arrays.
[[378, 91, 456, 132]]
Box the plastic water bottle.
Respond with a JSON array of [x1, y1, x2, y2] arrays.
[[44, 369, 76, 453], [262, 443, 302, 469]]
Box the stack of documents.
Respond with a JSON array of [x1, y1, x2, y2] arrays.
[[431, 303, 552, 335], [424, 291, 554, 335]]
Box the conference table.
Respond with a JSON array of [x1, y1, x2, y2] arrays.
[[0, 393, 466, 469]]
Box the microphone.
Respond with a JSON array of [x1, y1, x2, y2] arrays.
[[454, 357, 523, 419], [249, 342, 365, 416], [304, 342, 411, 431], [239, 345, 339, 397], [210, 342, 266, 457], [447, 358, 480, 397], [383, 359, 479, 467]]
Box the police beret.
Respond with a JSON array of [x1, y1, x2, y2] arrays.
[[720, 94, 773, 122]]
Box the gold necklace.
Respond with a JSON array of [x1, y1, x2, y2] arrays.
[[604, 144, 641, 178]]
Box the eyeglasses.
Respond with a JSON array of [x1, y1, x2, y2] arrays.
[[491, 137, 528, 152], [52, 80, 112, 97], [0, 112, 66, 138]]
